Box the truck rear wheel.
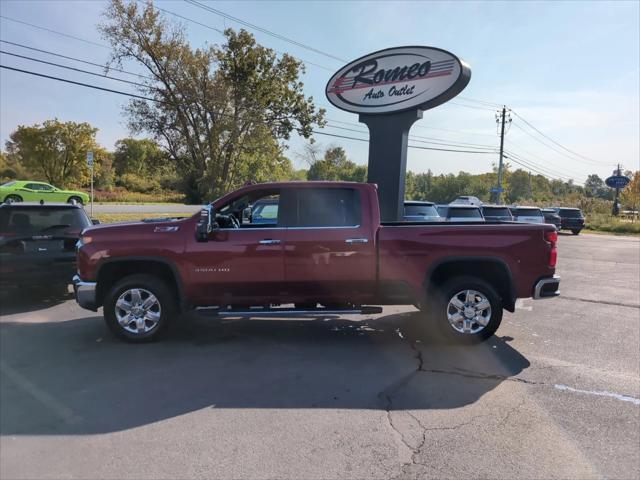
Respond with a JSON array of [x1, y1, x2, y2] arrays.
[[426, 275, 503, 343], [104, 274, 176, 342]]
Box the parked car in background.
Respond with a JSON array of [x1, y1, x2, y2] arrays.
[[554, 207, 585, 235], [451, 195, 482, 206], [438, 204, 485, 222], [249, 197, 279, 225], [481, 205, 514, 222], [510, 206, 545, 224], [0, 202, 94, 289], [73, 181, 559, 344], [0, 180, 89, 204], [541, 208, 562, 230], [403, 201, 442, 222]]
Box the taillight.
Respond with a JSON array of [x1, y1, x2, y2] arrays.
[[545, 230, 558, 267]]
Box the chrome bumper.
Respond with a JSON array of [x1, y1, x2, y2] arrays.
[[73, 274, 98, 311], [533, 275, 560, 299]]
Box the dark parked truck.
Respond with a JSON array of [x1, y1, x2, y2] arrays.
[[73, 182, 560, 343], [554, 207, 585, 235]]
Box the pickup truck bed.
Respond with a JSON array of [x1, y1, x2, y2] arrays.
[[73, 182, 559, 343]]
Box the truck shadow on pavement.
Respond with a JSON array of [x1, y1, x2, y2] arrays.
[[0, 287, 72, 316], [0, 310, 529, 436]]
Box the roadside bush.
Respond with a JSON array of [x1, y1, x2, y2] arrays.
[[117, 173, 161, 193], [93, 188, 184, 203]]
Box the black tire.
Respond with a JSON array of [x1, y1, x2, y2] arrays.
[[4, 194, 22, 203], [571, 229, 581, 235], [423, 275, 503, 344], [104, 274, 177, 343], [68, 196, 83, 205]]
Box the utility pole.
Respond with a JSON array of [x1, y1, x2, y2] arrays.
[[613, 163, 621, 216], [494, 106, 510, 204], [528, 171, 533, 199]]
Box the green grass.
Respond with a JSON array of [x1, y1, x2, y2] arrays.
[[584, 214, 640, 235], [94, 213, 192, 224]]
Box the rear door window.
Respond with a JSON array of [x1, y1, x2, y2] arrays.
[[515, 208, 543, 217], [405, 204, 438, 216], [559, 209, 582, 218], [0, 207, 91, 234], [482, 207, 511, 217], [287, 188, 361, 227], [449, 208, 482, 218]]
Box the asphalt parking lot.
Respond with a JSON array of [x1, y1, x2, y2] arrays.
[[1, 233, 639, 480]]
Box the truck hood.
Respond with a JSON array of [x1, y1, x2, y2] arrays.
[[82, 217, 193, 238]]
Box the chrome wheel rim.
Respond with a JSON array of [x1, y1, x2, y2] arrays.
[[446, 289, 491, 334], [115, 288, 161, 334]]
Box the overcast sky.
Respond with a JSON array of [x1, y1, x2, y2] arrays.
[[1, 0, 638, 184]]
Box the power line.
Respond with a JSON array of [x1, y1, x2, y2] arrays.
[[448, 101, 497, 112], [313, 130, 498, 154], [510, 120, 607, 168], [138, 0, 334, 72], [184, 1, 504, 112], [326, 118, 497, 147], [505, 138, 590, 179], [0, 40, 150, 80], [0, 50, 145, 88], [458, 96, 502, 108], [0, 64, 158, 102], [0, 15, 107, 48], [184, 0, 347, 63], [511, 110, 608, 166], [324, 120, 498, 149], [503, 150, 585, 185]]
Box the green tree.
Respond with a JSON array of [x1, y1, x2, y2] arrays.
[[100, 0, 324, 203], [113, 138, 170, 176], [620, 171, 640, 213], [307, 146, 366, 182], [4, 119, 103, 187], [584, 174, 610, 199]]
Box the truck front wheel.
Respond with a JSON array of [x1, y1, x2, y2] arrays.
[[104, 274, 177, 342], [426, 276, 503, 343]]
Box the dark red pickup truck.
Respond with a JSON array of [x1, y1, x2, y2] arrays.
[[73, 182, 559, 343]]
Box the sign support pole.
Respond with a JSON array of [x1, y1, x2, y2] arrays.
[[359, 109, 423, 222], [90, 165, 94, 218], [87, 151, 94, 218], [612, 163, 621, 216]]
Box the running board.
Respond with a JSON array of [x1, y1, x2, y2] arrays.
[[197, 306, 383, 318]]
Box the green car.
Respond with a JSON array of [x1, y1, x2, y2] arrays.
[[0, 180, 90, 204]]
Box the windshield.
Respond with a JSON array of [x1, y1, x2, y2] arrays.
[[449, 208, 482, 218], [0, 207, 91, 233], [1, 181, 17, 187], [405, 204, 438, 217], [482, 207, 511, 217], [559, 209, 583, 218], [515, 208, 543, 217]]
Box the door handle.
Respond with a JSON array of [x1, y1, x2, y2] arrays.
[[259, 239, 281, 245], [345, 238, 369, 244]]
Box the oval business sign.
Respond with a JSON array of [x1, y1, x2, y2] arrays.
[[326, 46, 471, 115], [605, 175, 631, 189]]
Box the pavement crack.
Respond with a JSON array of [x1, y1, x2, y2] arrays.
[[560, 296, 640, 309]]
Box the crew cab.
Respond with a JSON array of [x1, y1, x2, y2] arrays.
[[73, 182, 560, 343]]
